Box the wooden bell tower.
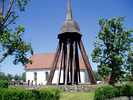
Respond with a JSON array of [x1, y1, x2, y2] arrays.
[[47, 0, 96, 85]]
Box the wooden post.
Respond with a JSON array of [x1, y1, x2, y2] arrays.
[[65, 42, 70, 85], [47, 43, 61, 85], [72, 41, 76, 84], [79, 40, 96, 84], [58, 43, 64, 85]]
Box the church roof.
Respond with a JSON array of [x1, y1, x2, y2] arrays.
[[60, 0, 80, 34], [26, 53, 86, 70]]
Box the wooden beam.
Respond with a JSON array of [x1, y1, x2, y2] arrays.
[[79, 40, 96, 84], [72, 42, 76, 84], [69, 42, 73, 84], [63, 42, 67, 84], [47, 43, 61, 85], [65, 42, 70, 85], [75, 42, 81, 83], [74, 42, 80, 84], [58, 43, 64, 85]]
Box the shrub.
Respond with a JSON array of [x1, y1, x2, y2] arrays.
[[119, 84, 133, 96], [0, 80, 8, 88], [0, 87, 61, 100], [94, 85, 119, 100], [0, 88, 32, 100], [94, 83, 133, 100], [39, 87, 61, 100]]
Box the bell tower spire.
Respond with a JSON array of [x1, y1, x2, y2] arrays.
[[66, 0, 73, 21], [60, 0, 80, 34], [47, 0, 96, 85]]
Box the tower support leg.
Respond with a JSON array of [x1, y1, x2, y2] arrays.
[[47, 43, 61, 85], [78, 40, 96, 84]]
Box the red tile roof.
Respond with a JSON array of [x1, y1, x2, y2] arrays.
[[26, 53, 86, 70]]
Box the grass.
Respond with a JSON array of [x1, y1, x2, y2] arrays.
[[60, 92, 94, 100]]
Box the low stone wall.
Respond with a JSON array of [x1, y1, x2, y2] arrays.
[[57, 84, 97, 92], [11, 84, 98, 92], [109, 96, 133, 100]]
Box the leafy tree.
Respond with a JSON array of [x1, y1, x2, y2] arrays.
[[0, 72, 25, 81], [126, 51, 133, 81], [93, 71, 102, 81], [0, 0, 33, 65], [92, 17, 133, 85], [0, 72, 8, 80], [14, 74, 20, 80], [20, 72, 26, 81], [7, 73, 13, 80]]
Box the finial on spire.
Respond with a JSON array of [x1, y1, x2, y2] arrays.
[[66, 0, 73, 21], [60, 0, 80, 34]]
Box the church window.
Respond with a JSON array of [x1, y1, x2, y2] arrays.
[[45, 72, 49, 81], [34, 72, 37, 81]]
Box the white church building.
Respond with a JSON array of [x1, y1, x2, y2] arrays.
[[25, 53, 89, 85]]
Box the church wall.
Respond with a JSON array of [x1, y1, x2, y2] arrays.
[[26, 69, 87, 85]]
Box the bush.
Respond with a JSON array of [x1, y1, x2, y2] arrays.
[[94, 85, 119, 100], [0, 88, 33, 100], [0, 80, 8, 88], [0, 87, 61, 100], [118, 84, 133, 96], [94, 83, 133, 100], [39, 88, 61, 100]]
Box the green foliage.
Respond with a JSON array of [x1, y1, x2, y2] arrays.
[[0, 80, 9, 88], [0, 0, 33, 65], [0, 88, 33, 100], [21, 72, 26, 81], [14, 72, 26, 81], [119, 83, 133, 96], [0, 25, 33, 65], [92, 17, 133, 84], [39, 88, 61, 100], [17, 0, 31, 11], [0, 72, 8, 80], [126, 51, 133, 81], [94, 83, 133, 100], [93, 71, 102, 81], [0, 87, 61, 100], [0, 72, 26, 82], [14, 74, 20, 81], [0, 72, 14, 81], [94, 85, 118, 100]]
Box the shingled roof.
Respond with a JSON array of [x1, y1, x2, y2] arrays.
[[26, 53, 86, 70]]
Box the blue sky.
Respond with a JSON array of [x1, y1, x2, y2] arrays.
[[1, 0, 133, 75]]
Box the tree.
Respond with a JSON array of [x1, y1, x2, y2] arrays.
[[21, 72, 26, 81], [0, 0, 33, 65], [92, 17, 133, 85], [93, 71, 102, 81], [126, 51, 133, 81], [7, 73, 13, 80], [14, 74, 19, 80], [0, 72, 8, 80]]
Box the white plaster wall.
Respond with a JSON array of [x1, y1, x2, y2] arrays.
[[80, 70, 86, 83], [36, 70, 49, 85], [26, 69, 87, 85], [26, 71, 34, 85], [52, 70, 64, 84], [26, 70, 49, 85]]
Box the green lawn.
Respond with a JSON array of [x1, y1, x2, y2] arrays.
[[60, 92, 94, 100]]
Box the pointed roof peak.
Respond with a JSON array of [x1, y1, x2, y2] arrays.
[[59, 0, 81, 34], [66, 0, 73, 21]]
